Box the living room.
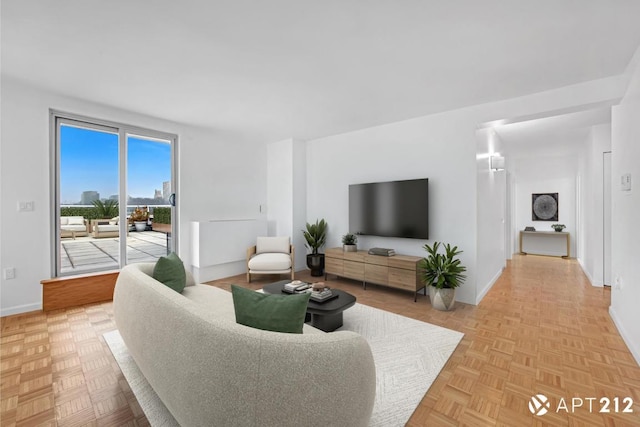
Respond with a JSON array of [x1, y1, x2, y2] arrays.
[[2, 1, 640, 425]]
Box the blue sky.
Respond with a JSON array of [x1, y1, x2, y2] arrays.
[[60, 125, 171, 204]]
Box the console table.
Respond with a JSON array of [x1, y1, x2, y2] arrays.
[[324, 247, 425, 301], [519, 231, 570, 258]]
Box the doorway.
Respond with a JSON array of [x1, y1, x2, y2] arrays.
[[52, 112, 177, 277]]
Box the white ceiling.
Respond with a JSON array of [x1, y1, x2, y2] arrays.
[[494, 107, 612, 156], [3, 1, 640, 142]]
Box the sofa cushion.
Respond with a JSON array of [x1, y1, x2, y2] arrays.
[[248, 253, 291, 271], [231, 284, 309, 334], [109, 216, 119, 225], [256, 236, 290, 254], [96, 224, 119, 232], [61, 225, 88, 232], [60, 217, 69, 225], [67, 216, 85, 225], [153, 252, 186, 293]]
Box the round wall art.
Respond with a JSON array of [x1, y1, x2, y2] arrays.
[[532, 193, 558, 221]]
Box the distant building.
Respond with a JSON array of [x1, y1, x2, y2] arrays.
[[163, 181, 171, 201], [109, 195, 118, 200], [154, 189, 163, 199], [81, 191, 99, 205]]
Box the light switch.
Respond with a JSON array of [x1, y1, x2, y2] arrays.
[[621, 173, 631, 191], [17, 201, 35, 212]]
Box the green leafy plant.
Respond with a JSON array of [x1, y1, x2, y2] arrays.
[[418, 242, 467, 289], [60, 206, 100, 220], [302, 219, 327, 255], [153, 207, 171, 224], [342, 233, 357, 245], [551, 223, 566, 231], [92, 199, 119, 218]]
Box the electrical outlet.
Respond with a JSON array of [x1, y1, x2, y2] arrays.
[[3, 268, 16, 280]]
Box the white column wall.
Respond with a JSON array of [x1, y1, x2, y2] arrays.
[[266, 139, 307, 272], [475, 128, 506, 303], [610, 46, 640, 364], [579, 124, 612, 286]]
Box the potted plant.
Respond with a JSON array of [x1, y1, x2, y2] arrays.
[[303, 219, 327, 276], [342, 233, 358, 252], [418, 242, 466, 311], [551, 223, 566, 232], [130, 206, 149, 232], [92, 199, 119, 218]]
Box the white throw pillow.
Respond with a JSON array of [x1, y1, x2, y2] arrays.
[[67, 216, 85, 225], [60, 217, 69, 225], [256, 236, 290, 254]]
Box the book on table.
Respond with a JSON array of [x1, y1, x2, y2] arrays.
[[309, 289, 335, 302], [283, 281, 310, 293]]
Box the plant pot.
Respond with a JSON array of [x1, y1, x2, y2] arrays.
[[134, 221, 147, 232], [306, 254, 325, 277], [553, 229, 563, 232], [343, 244, 357, 252], [428, 286, 456, 311]]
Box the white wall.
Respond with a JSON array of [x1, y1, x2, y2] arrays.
[[304, 75, 626, 305], [579, 124, 612, 286], [292, 141, 308, 272], [476, 128, 506, 303], [306, 109, 479, 304], [267, 139, 294, 236], [610, 48, 640, 364], [266, 138, 307, 272], [0, 76, 266, 316], [511, 156, 578, 257]]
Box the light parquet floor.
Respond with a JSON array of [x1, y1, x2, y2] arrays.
[[1, 255, 639, 426]]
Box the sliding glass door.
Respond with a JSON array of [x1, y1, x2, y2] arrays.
[[126, 134, 173, 264], [52, 113, 177, 277]]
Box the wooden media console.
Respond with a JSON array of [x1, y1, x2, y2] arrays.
[[324, 247, 426, 301]]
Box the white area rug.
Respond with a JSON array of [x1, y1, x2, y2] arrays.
[[104, 303, 463, 426], [342, 304, 464, 426]]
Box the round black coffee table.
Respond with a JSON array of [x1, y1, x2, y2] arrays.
[[263, 280, 356, 332]]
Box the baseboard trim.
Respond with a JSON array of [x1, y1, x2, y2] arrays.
[[577, 258, 603, 287], [609, 305, 640, 366], [476, 267, 503, 305], [1, 303, 42, 317]]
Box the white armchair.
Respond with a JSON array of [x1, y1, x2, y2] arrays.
[[246, 236, 294, 282]]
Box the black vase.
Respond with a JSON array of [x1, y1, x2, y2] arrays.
[[306, 254, 325, 277]]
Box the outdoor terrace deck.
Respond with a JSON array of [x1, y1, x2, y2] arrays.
[[60, 230, 168, 274]]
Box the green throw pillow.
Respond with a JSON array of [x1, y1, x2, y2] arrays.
[[153, 252, 186, 293], [231, 285, 310, 334]]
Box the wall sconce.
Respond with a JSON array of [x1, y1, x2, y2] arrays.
[[490, 155, 505, 171]]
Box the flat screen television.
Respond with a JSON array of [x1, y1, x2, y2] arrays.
[[349, 178, 429, 239]]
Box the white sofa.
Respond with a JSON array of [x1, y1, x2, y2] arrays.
[[60, 216, 88, 238], [113, 263, 376, 427]]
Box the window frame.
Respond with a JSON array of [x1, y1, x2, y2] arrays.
[[49, 110, 179, 277]]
